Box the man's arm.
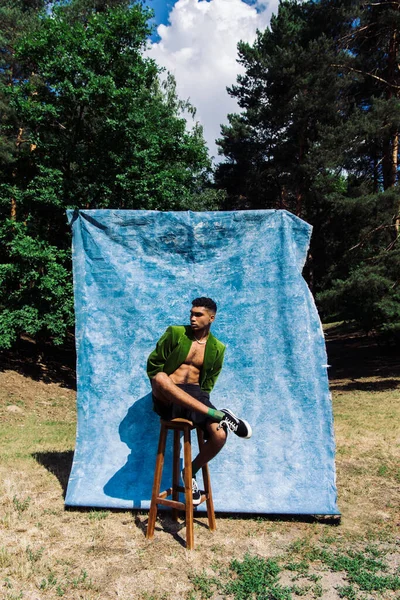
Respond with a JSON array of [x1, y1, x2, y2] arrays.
[[147, 326, 174, 380]]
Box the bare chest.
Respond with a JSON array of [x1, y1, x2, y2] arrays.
[[184, 341, 206, 369]]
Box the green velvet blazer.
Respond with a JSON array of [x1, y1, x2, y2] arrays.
[[147, 325, 226, 393]]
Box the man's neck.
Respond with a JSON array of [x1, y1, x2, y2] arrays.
[[191, 326, 210, 341]]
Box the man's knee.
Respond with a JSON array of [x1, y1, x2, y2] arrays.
[[208, 424, 227, 449], [152, 371, 169, 390]]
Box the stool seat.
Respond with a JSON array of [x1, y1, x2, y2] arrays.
[[146, 418, 216, 549], [163, 417, 194, 428]]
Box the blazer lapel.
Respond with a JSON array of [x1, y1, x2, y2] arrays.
[[174, 325, 193, 368], [203, 333, 217, 380]]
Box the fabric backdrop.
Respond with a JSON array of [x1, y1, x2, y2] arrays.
[[65, 209, 339, 514]]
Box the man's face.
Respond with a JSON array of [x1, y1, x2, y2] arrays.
[[190, 306, 215, 331]]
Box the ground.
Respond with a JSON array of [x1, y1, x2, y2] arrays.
[[0, 323, 399, 600]]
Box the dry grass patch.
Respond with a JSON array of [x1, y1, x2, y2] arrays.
[[331, 379, 400, 536]]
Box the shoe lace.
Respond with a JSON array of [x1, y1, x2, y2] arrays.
[[192, 478, 199, 493], [217, 416, 238, 433]]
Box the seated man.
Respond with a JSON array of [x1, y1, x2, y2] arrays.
[[147, 297, 252, 504]]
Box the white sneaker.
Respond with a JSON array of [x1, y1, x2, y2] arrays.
[[181, 470, 202, 505]]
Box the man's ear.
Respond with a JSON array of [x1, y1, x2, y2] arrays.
[[209, 313, 215, 323]]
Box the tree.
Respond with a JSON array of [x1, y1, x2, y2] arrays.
[[0, 0, 214, 348]]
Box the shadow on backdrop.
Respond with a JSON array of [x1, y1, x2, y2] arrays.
[[104, 393, 177, 506]]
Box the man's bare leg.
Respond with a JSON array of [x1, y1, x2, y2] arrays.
[[191, 422, 227, 475], [151, 371, 218, 417]]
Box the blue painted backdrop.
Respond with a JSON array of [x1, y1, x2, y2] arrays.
[[65, 209, 339, 514]]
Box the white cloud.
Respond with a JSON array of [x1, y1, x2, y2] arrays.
[[147, 0, 278, 162]]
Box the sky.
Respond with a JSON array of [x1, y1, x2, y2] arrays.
[[144, 0, 279, 162]]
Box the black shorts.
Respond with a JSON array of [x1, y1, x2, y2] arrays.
[[152, 383, 217, 438]]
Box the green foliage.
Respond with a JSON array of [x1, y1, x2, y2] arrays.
[[318, 267, 400, 335], [316, 190, 400, 336], [0, 220, 74, 348], [284, 560, 309, 574], [88, 510, 110, 521], [310, 547, 400, 594], [225, 554, 291, 600], [26, 545, 44, 563], [12, 495, 31, 514], [337, 585, 357, 600], [189, 571, 218, 599], [39, 571, 58, 590], [0, 0, 215, 348]]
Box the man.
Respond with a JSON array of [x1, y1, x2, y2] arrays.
[[147, 297, 252, 504]]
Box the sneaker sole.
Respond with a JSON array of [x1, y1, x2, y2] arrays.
[[239, 418, 252, 439]]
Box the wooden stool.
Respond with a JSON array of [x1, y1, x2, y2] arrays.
[[146, 418, 216, 549]]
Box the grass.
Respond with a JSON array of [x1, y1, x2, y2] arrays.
[[0, 326, 399, 599]]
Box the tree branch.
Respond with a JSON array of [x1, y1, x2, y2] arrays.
[[361, 1, 400, 6], [348, 223, 395, 251], [339, 24, 374, 41], [331, 64, 400, 90]]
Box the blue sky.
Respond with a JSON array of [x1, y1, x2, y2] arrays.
[[143, 0, 176, 39], [144, 0, 278, 161]]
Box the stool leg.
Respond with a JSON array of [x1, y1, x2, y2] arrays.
[[183, 426, 194, 550], [197, 429, 217, 532], [146, 424, 167, 539], [172, 429, 181, 522]]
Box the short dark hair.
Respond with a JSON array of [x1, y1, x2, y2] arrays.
[[192, 297, 217, 313]]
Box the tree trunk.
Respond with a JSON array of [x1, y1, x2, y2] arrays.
[[373, 142, 379, 194], [393, 130, 400, 236], [296, 128, 306, 218], [378, 7, 397, 189], [296, 191, 303, 219], [392, 130, 399, 188], [11, 193, 17, 220], [305, 251, 314, 294], [382, 136, 391, 190], [387, 17, 399, 235], [11, 128, 34, 220]]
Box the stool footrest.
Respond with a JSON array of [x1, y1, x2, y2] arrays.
[[156, 497, 186, 510], [158, 487, 173, 499], [157, 487, 209, 509]]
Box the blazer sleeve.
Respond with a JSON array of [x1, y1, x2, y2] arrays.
[[147, 327, 174, 380], [202, 345, 225, 392]]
